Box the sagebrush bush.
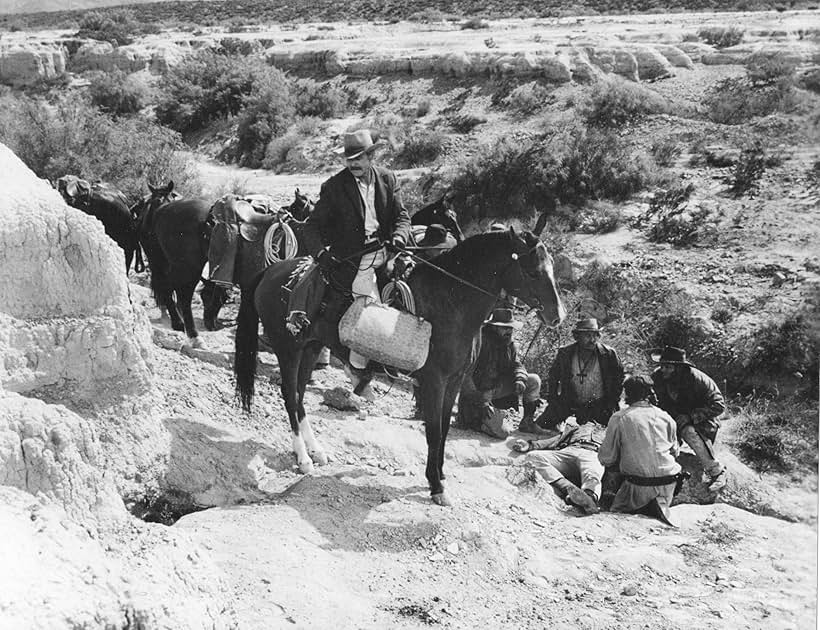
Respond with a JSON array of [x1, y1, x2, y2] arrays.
[[218, 37, 263, 56], [0, 94, 198, 200], [87, 69, 150, 116], [705, 76, 798, 124], [698, 25, 745, 48], [642, 183, 721, 247], [261, 117, 322, 171], [505, 82, 551, 114], [156, 52, 277, 134], [650, 138, 682, 167], [394, 129, 445, 167], [746, 51, 798, 87], [742, 312, 818, 382], [461, 17, 489, 29], [76, 9, 143, 45], [732, 398, 819, 473], [573, 203, 622, 234], [581, 77, 668, 127], [447, 120, 655, 225], [450, 113, 487, 133], [728, 141, 767, 197], [292, 78, 348, 119]]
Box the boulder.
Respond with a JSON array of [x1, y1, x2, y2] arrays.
[[653, 44, 694, 69], [677, 41, 717, 63], [0, 43, 67, 86], [564, 46, 602, 83], [0, 143, 152, 399], [438, 51, 473, 77], [627, 45, 674, 80], [149, 41, 187, 74], [584, 46, 639, 81], [541, 53, 573, 83]]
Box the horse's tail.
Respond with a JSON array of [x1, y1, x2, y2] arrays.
[[132, 241, 145, 274], [234, 271, 263, 412]]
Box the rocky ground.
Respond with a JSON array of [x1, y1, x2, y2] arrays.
[[1, 8, 818, 630]]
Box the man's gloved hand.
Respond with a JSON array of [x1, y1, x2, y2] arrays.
[[514, 381, 526, 396], [512, 439, 531, 453], [392, 253, 414, 278], [390, 235, 406, 251], [316, 248, 340, 272]]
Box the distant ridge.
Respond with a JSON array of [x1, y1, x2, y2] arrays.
[[1, 0, 812, 22]]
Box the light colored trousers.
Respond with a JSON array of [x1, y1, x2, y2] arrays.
[[525, 446, 604, 498], [349, 247, 388, 369]]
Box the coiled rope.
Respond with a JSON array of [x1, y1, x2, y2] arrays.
[[264, 221, 298, 265]]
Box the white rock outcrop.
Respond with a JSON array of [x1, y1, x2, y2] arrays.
[[0, 143, 152, 399], [0, 43, 67, 85]]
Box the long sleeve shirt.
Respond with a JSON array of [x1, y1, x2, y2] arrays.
[[598, 401, 681, 478]]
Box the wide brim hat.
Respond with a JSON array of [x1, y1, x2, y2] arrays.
[[572, 318, 601, 334], [650, 346, 693, 366], [334, 129, 384, 159], [484, 308, 523, 329], [489, 222, 507, 232]]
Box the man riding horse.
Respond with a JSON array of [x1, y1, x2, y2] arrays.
[[297, 129, 411, 396]]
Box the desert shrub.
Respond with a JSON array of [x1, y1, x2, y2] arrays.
[[234, 69, 296, 168], [728, 141, 767, 197], [705, 76, 798, 124], [650, 138, 682, 167], [87, 69, 150, 116], [447, 121, 654, 225], [450, 113, 487, 133], [649, 311, 738, 373], [581, 77, 668, 127], [798, 66, 820, 93], [742, 312, 818, 381], [76, 9, 142, 46], [505, 82, 551, 114], [642, 183, 720, 247], [697, 25, 745, 48], [461, 17, 489, 29], [746, 51, 798, 87], [407, 8, 452, 22], [156, 51, 277, 134], [0, 95, 198, 200], [261, 116, 321, 172], [732, 398, 819, 472], [292, 78, 347, 119], [573, 203, 622, 234], [393, 129, 445, 168]]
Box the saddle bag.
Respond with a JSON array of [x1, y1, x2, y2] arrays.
[[339, 297, 431, 372]]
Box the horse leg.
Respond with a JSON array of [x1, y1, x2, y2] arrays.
[[420, 376, 450, 506], [280, 348, 314, 474], [437, 377, 461, 483], [296, 341, 328, 466], [175, 281, 201, 346], [164, 289, 185, 332]]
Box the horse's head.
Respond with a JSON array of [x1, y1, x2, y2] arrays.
[[283, 187, 314, 222], [56, 175, 92, 209], [131, 180, 179, 221], [501, 228, 566, 327]]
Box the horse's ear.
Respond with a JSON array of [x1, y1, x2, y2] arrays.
[[533, 211, 549, 237], [167, 180, 175, 193], [148, 183, 157, 194]]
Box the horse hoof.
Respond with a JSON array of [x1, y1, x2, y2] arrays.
[[431, 493, 452, 507], [190, 337, 203, 349], [299, 460, 315, 475], [311, 450, 329, 466]]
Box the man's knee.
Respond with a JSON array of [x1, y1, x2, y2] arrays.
[[524, 373, 541, 402]]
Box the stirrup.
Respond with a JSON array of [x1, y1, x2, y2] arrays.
[[285, 311, 310, 337]]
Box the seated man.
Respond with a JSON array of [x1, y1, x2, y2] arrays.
[[536, 318, 624, 430], [512, 419, 605, 515], [208, 195, 277, 288], [598, 375, 684, 527], [651, 346, 727, 494], [456, 308, 541, 439]]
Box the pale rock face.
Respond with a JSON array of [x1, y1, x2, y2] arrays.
[[653, 44, 695, 69], [627, 45, 675, 80], [0, 143, 152, 398], [677, 41, 717, 63], [584, 46, 640, 81], [0, 43, 68, 86], [0, 390, 124, 522]]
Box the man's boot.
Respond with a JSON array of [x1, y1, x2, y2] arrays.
[[552, 478, 599, 515], [518, 399, 550, 435]]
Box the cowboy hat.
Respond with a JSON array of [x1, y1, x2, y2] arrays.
[[335, 129, 382, 159], [489, 222, 507, 232], [650, 346, 693, 366], [417, 223, 450, 248], [572, 318, 601, 334], [484, 308, 523, 329]]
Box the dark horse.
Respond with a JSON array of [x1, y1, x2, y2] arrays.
[[133, 181, 225, 344], [234, 227, 565, 506], [411, 195, 465, 243], [56, 175, 142, 273]]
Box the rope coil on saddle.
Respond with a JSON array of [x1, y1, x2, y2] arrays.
[[264, 222, 298, 265], [380, 280, 416, 314]]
